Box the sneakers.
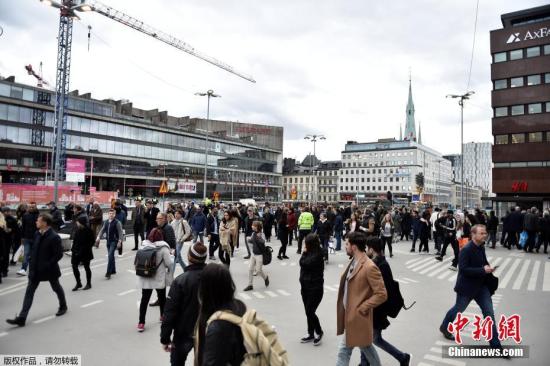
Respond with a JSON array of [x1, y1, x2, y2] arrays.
[[105, 273, 111, 280], [137, 323, 145, 332], [439, 325, 454, 340], [16, 269, 27, 276], [243, 255, 251, 259], [243, 285, 253, 291], [56, 306, 68, 316], [277, 255, 283, 260], [300, 335, 314, 343], [265, 276, 270, 287], [6, 316, 26, 327], [313, 332, 323, 346], [117, 254, 123, 258]]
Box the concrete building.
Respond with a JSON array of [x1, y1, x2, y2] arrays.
[[463, 142, 492, 193], [490, 4, 550, 213], [282, 173, 318, 202], [0, 77, 283, 201], [315, 161, 341, 203], [450, 183, 483, 209]]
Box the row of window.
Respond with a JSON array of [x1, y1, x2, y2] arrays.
[[494, 161, 550, 168], [493, 44, 550, 63], [342, 186, 412, 192], [340, 176, 407, 183], [494, 73, 550, 90], [315, 170, 338, 176], [341, 168, 412, 175], [495, 131, 550, 145], [343, 151, 415, 160], [494, 102, 550, 117]]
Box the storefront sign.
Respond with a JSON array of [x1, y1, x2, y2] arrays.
[[0, 184, 116, 204], [506, 27, 549, 44], [66, 158, 86, 182], [176, 181, 197, 194], [511, 181, 528, 192]]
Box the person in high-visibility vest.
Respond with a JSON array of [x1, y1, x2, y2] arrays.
[[297, 207, 314, 254]]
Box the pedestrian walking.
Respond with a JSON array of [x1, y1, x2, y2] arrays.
[[171, 209, 191, 272], [523, 207, 539, 252], [299, 233, 324, 346], [2, 207, 20, 267], [316, 212, 332, 263], [297, 207, 314, 254], [206, 206, 221, 260], [0, 213, 10, 284], [243, 221, 269, 291], [17, 202, 38, 276], [189, 206, 206, 244], [263, 206, 274, 242], [435, 210, 459, 270], [71, 216, 94, 291], [136, 228, 173, 332], [95, 209, 123, 280], [47, 201, 64, 232], [400, 208, 412, 241], [334, 208, 344, 251], [380, 213, 394, 257], [277, 208, 290, 260], [439, 225, 507, 356], [536, 211, 550, 254], [144, 199, 160, 238], [418, 211, 431, 254], [242, 206, 259, 259], [287, 207, 297, 247], [157, 212, 176, 249], [160, 241, 207, 365], [133, 198, 146, 250], [6, 214, 67, 327], [219, 210, 236, 266], [335, 232, 387, 366], [410, 211, 420, 252]]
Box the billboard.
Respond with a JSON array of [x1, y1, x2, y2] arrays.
[[66, 158, 86, 182], [176, 181, 197, 194]]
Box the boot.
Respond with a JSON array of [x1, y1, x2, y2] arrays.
[[83, 283, 92, 290], [6, 316, 26, 327], [72, 283, 82, 291]]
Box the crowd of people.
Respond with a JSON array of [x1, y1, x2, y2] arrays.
[[1, 197, 547, 365]]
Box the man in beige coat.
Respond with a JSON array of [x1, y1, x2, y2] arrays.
[[336, 231, 387, 366]]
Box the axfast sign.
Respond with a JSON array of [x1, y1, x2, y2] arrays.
[[506, 27, 550, 44]]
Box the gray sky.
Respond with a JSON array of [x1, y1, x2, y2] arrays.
[[0, 0, 547, 162]]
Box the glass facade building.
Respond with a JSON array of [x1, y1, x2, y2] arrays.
[[0, 78, 283, 201]]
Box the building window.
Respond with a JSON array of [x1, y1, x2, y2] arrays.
[[511, 133, 525, 144], [494, 79, 507, 90], [547, 102, 550, 112], [510, 77, 523, 88], [528, 103, 542, 114], [493, 52, 507, 63], [509, 49, 523, 60], [511, 105, 524, 116], [528, 132, 543, 143], [495, 107, 508, 117], [545, 73, 550, 84], [361, 186, 364, 191], [545, 44, 550, 55], [527, 75, 541, 86], [495, 135, 508, 145], [526, 46, 540, 58]]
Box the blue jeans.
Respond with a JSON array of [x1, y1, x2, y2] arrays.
[[336, 335, 381, 366], [360, 328, 406, 365], [441, 286, 501, 348], [192, 231, 204, 243], [335, 231, 342, 250], [107, 241, 117, 275], [173, 242, 186, 272], [21, 239, 33, 271]]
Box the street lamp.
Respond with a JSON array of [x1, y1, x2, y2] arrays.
[[446, 91, 474, 211], [228, 164, 238, 203], [195, 90, 221, 200], [304, 134, 325, 203]]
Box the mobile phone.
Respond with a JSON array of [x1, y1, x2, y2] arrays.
[[492, 265, 499, 271]]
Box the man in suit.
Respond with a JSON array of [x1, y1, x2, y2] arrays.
[[6, 214, 67, 326], [133, 198, 146, 250], [439, 225, 504, 351], [206, 206, 221, 260]]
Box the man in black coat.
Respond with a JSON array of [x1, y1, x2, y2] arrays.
[[133, 198, 146, 250], [507, 207, 523, 249], [144, 200, 160, 237], [6, 214, 67, 326], [205, 207, 221, 260], [439, 225, 503, 351], [161, 242, 207, 365]]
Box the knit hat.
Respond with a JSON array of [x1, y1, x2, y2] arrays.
[[188, 242, 207, 264]]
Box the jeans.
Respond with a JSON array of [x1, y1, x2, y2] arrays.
[[21, 239, 33, 271], [139, 288, 166, 323], [248, 254, 267, 286], [360, 328, 407, 365], [106, 241, 117, 275], [297, 229, 311, 253], [208, 234, 220, 257], [336, 335, 381, 366], [172, 242, 186, 273], [335, 231, 342, 250], [441, 286, 502, 348], [19, 278, 67, 319], [381, 235, 392, 255], [488, 230, 497, 248], [411, 231, 419, 250], [192, 231, 204, 243], [170, 337, 194, 366], [301, 287, 323, 336], [134, 224, 144, 249]]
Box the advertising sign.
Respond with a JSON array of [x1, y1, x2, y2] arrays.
[[66, 158, 86, 182], [176, 181, 197, 194]]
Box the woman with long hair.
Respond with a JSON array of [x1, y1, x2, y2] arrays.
[[195, 263, 246, 365], [299, 233, 324, 346], [277, 207, 289, 260], [380, 213, 394, 257], [71, 216, 95, 291], [219, 210, 236, 266], [345, 213, 358, 238]]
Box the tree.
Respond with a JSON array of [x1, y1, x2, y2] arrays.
[[415, 172, 425, 194]]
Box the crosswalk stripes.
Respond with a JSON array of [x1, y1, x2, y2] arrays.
[[236, 289, 293, 301], [527, 260, 540, 291], [407, 257, 435, 271], [543, 262, 550, 292], [277, 289, 291, 296], [238, 292, 252, 300], [406, 257, 426, 266], [495, 257, 512, 280], [499, 258, 522, 289], [512, 259, 531, 290], [324, 285, 337, 292], [264, 290, 278, 298], [411, 258, 441, 272], [419, 257, 452, 275]]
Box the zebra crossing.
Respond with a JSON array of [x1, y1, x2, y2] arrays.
[[237, 289, 293, 301], [405, 254, 550, 292]]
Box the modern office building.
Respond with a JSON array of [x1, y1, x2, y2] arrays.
[[443, 142, 492, 193], [0, 76, 283, 201], [450, 183, 483, 209], [490, 4, 550, 212]]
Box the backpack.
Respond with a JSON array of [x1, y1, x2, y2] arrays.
[[383, 278, 415, 318], [263, 246, 273, 265], [134, 247, 163, 277], [206, 309, 289, 366]]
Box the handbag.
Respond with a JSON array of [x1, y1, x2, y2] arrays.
[[485, 273, 499, 295], [518, 231, 528, 248]]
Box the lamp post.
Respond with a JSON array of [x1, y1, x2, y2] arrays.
[[228, 164, 238, 203], [446, 91, 474, 211], [304, 134, 325, 203], [195, 90, 221, 200]]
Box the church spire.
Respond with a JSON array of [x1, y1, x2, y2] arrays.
[[399, 124, 403, 140], [418, 120, 422, 145], [403, 70, 417, 142]]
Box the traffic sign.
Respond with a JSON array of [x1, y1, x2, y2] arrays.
[[159, 181, 168, 194]]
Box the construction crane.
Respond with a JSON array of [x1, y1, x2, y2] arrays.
[[39, 0, 256, 203], [25, 63, 51, 88]]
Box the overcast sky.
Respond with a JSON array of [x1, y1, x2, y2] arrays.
[[0, 0, 547, 162]]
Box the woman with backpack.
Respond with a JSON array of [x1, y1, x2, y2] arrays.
[[71, 216, 95, 291], [299, 234, 324, 346], [136, 228, 173, 332], [243, 221, 269, 292]]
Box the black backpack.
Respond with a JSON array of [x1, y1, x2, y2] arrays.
[[384, 278, 415, 318], [134, 247, 163, 277], [263, 246, 273, 265]]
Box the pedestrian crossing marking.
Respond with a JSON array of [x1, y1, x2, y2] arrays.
[[490, 257, 503, 268], [265, 291, 278, 298], [410, 258, 440, 272], [427, 260, 454, 277], [290, 262, 297, 266], [238, 292, 252, 300], [513, 259, 531, 290], [448, 272, 458, 282], [0, 332, 7, 338], [406, 257, 426, 266], [543, 262, 550, 292], [437, 270, 454, 280], [430, 346, 443, 354], [419, 258, 452, 275], [402, 277, 419, 283], [280, 262, 288, 266], [324, 285, 337, 291], [435, 341, 455, 346], [338, 264, 344, 268], [407, 257, 434, 270], [527, 261, 540, 291], [252, 292, 265, 299], [81, 300, 104, 308], [495, 257, 512, 279], [277, 289, 291, 296], [117, 289, 137, 296], [499, 258, 522, 289], [417, 363, 435, 366], [33, 315, 55, 324], [424, 354, 466, 366]]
